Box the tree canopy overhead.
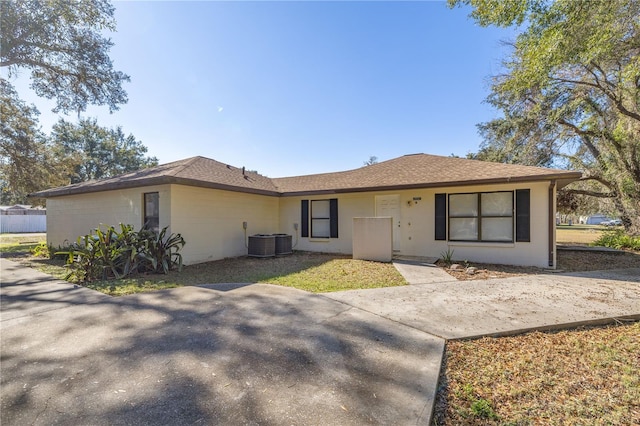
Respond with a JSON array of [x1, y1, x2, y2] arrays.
[[0, 0, 129, 113], [452, 0, 640, 234], [0, 0, 155, 205]]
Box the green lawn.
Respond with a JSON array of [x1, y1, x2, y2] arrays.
[[1, 242, 406, 296]]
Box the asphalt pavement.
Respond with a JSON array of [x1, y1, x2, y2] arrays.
[[0, 258, 443, 425]]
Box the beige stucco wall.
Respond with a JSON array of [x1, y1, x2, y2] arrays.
[[279, 181, 554, 268], [170, 185, 279, 265], [46, 180, 556, 268], [46, 185, 171, 248]]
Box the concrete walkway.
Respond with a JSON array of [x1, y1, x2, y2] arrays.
[[392, 257, 456, 285], [0, 259, 443, 425], [327, 262, 640, 339]]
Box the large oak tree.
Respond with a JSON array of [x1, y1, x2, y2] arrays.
[[0, 0, 156, 204], [453, 0, 640, 234]]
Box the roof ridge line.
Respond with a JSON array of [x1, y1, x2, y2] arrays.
[[166, 156, 201, 177]]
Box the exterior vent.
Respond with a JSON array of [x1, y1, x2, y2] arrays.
[[248, 234, 275, 257], [273, 234, 292, 255]]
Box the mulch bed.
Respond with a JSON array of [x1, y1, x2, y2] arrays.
[[437, 249, 640, 281]]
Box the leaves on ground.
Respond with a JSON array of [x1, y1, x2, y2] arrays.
[[434, 322, 640, 425]]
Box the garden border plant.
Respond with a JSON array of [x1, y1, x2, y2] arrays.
[[58, 224, 185, 283], [592, 228, 640, 251]]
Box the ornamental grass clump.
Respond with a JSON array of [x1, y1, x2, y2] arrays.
[[58, 224, 185, 283]]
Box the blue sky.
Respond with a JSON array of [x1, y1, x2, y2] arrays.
[[11, 1, 517, 178]]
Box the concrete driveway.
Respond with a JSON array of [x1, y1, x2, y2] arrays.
[[0, 259, 443, 425], [326, 267, 640, 339]]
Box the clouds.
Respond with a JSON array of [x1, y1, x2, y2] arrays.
[[217, 106, 224, 113]]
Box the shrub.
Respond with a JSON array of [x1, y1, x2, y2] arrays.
[[58, 224, 186, 283], [592, 229, 640, 251], [30, 242, 51, 258], [136, 226, 185, 274]]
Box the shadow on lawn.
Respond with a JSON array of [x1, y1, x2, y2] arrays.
[[161, 251, 351, 285]]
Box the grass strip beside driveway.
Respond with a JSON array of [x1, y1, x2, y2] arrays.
[[434, 322, 640, 425]]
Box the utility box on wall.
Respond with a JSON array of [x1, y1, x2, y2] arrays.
[[352, 217, 393, 262]]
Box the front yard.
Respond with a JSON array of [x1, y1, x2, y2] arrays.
[[2, 232, 638, 425], [0, 236, 406, 295]]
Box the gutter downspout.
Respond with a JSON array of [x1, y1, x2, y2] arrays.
[[548, 180, 557, 268]]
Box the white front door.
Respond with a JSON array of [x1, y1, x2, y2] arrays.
[[375, 195, 401, 251]]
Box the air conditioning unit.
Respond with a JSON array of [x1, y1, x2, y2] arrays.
[[248, 234, 276, 258], [273, 234, 292, 255]]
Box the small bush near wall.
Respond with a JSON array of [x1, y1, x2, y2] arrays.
[[592, 229, 640, 251], [58, 224, 185, 283]]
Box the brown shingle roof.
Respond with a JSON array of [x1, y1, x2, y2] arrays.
[[272, 154, 582, 195], [31, 153, 581, 198], [32, 156, 280, 198]]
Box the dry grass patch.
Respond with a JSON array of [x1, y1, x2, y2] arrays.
[[434, 322, 640, 425], [557, 225, 605, 245]]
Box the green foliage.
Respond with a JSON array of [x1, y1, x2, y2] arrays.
[[58, 224, 185, 283], [440, 248, 455, 265], [0, 81, 67, 205], [136, 226, 185, 275], [1, 0, 129, 113], [0, 0, 145, 204], [50, 118, 157, 184], [30, 242, 51, 258], [592, 229, 640, 251], [456, 382, 499, 420], [454, 0, 640, 235], [470, 398, 498, 420]]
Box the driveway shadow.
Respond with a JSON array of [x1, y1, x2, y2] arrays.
[[1, 263, 444, 425]]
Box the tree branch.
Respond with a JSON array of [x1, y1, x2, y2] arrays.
[[563, 189, 615, 198]]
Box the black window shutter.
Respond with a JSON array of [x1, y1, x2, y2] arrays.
[[301, 200, 309, 238], [329, 198, 338, 238], [516, 189, 530, 242], [435, 193, 446, 240]]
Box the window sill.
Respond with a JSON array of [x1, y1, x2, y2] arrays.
[[309, 238, 330, 242], [448, 241, 515, 248]]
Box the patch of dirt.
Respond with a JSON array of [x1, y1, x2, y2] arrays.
[[437, 249, 640, 280]]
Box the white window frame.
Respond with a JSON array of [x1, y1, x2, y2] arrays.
[[311, 199, 331, 238]]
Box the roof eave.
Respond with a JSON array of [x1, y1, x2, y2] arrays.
[[30, 170, 582, 199], [29, 176, 281, 198], [279, 172, 583, 197]]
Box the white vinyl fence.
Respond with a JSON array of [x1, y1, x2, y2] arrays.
[[0, 215, 47, 233]]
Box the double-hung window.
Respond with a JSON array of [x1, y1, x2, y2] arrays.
[[448, 191, 514, 242], [301, 199, 338, 238], [311, 200, 331, 238]]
